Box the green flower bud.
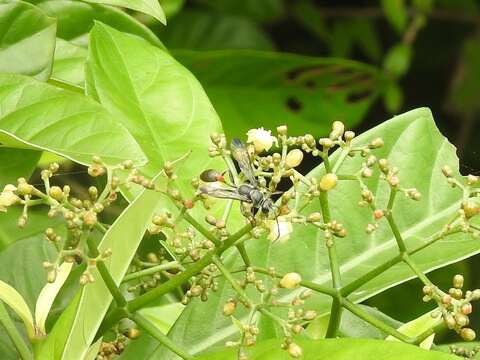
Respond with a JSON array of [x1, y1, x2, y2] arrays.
[[280, 272, 302, 289]]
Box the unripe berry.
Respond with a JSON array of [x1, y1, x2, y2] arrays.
[[280, 272, 302, 289], [288, 342, 303, 358], [285, 149, 304, 168], [319, 173, 338, 191]]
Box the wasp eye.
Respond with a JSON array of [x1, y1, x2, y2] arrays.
[[200, 169, 224, 182]]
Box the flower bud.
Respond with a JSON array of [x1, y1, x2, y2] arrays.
[[83, 210, 97, 227], [467, 174, 478, 185], [126, 328, 140, 339], [88, 164, 106, 177], [277, 125, 288, 136], [344, 131, 355, 141], [280, 272, 302, 289], [329, 121, 345, 139], [288, 343, 303, 358], [223, 301, 236, 316], [17, 180, 33, 195], [373, 209, 384, 219], [122, 160, 134, 169], [455, 313, 469, 327], [307, 212, 322, 222], [49, 186, 64, 201], [369, 137, 384, 149], [285, 149, 304, 168], [441, 165, 453, 177], [318, 138, 333, 148], [303, 310, 317, 321], [453, 274, 464, 289], [460, 328, 476, 341], [319, 173, 338, 191], [462, 201, 480, 219], [461, 303, 473, 315]]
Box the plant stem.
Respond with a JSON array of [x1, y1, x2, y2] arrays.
[[341, 298, 412, 342], [97, 224, 252, 337], [122, 261, 181, 283], [385, 213, 407, 253], [86, 235, 127, 308], [319, 191, 343, 337], [0, 302, 32, 360], [212, 255, 253, 307], [129, 312, 194, 359], [402, 254, 432, 286], [235, 243, 251, 267], [182, 211, 221, 247]]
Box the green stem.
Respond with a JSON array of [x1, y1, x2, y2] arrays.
[[212, 255, 253, 307], [341, 229, 460, 296], [336, 174, 358, 181], [235, 243, 251, 267], [341, 298, 412, 342], [86, 235, 127, 308], [182, 212, 221, 247], [0, 302, 32, 360], [319, 191, 343, 337], [325, 297, 342, 338], [385, 213, 407, 253], [122, 261, 181, 283], [129, 312, 194, 359], [97, 224, 252, 337], [331, 147, 350, 174], [402, 254, 432, 286]]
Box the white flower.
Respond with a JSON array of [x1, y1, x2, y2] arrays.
[[267, 216, 292, 243], [246, 128, 278, 153], [0, 184, 20, 212]]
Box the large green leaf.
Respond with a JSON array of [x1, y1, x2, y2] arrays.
[[197, 338, 456, 360], [159, 10, 274, 50], [0, 0, 56, 80], [86, 22, 223, 189], [0, 234, 57, 313], [36, 0, 163, 47], [35, 185, 163, 359], [0, 73, 146, 166], [51, 38, 87, 87], [82, 0, 165, 24], [153, 108, 480, 358], [0, 148, 40, 187], [174, 50, 383, 138]]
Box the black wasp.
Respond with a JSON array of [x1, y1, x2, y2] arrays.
[[199, 138, 276, 216]]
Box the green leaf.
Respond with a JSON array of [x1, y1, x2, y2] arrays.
[[37, 0, 163, 47], [82, 0, 166, 24], [0, 0, 56, 80], [174, 50, 383, 138], [383, 44, 412, 77], [194, 0, 284, 22], [0, 233, 58, 313], [307, 305, 403, 340], [34, 261, 73, 335], [159, 108, 480, 357], [386, 311, 440, 349], [51, 38, 88, 87], [0, 73, 146, 166], [0, 148, 41, 188], [383, 80, 404, 113], [0, 281, 35, 339], [197, 338, 457, 360], [159, 10, 274, 50], [160, 0, 184, 19], [86, 22, 223, 192], [381, 0, 408, 34], [35, 185, 163, 359]]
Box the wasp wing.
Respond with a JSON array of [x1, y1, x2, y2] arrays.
[[231, 138, 258, 186], [199, 184, 252, 202]]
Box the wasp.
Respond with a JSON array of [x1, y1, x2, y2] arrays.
[[199, 138, 277, 216]]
